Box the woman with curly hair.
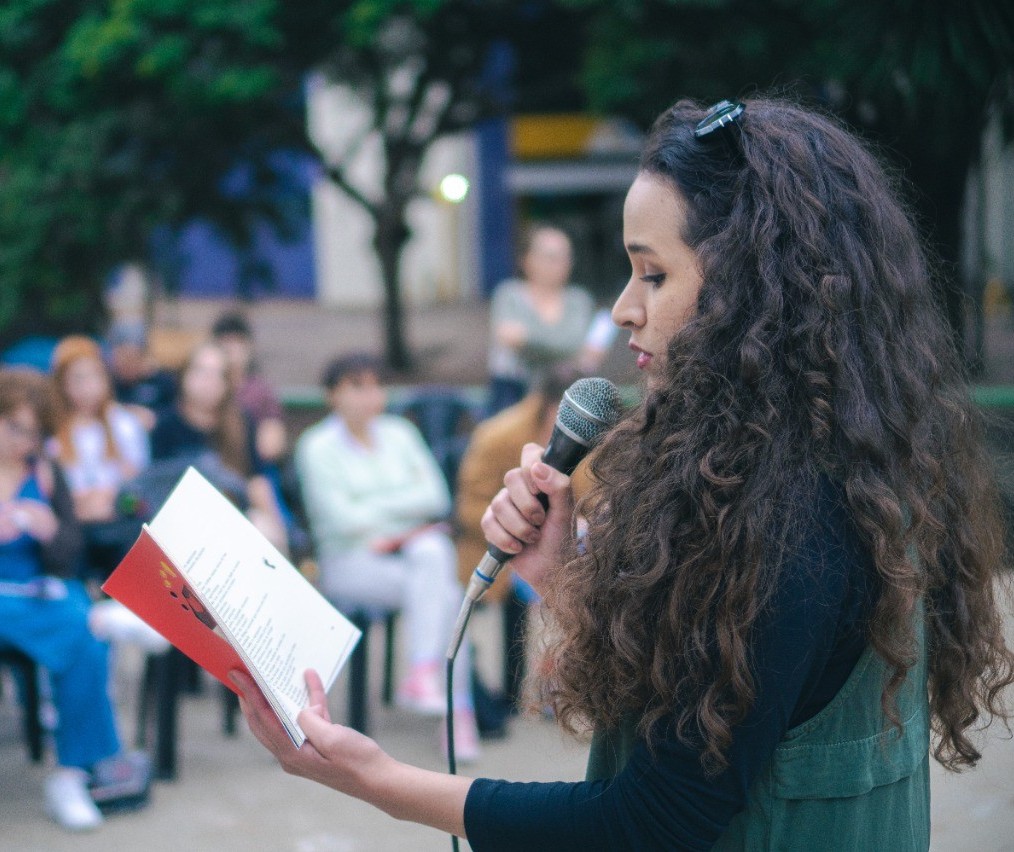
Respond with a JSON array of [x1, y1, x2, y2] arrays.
[[231, 98, 1014, 850]]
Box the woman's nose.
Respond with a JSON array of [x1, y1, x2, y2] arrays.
[[611, 281, 644, 329]]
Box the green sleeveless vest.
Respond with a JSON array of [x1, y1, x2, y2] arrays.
[[586, 627, 930, 850]]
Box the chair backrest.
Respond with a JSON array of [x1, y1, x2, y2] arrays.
[[390, 386, 482, 496]]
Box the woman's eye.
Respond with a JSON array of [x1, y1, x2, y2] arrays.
[[640, 273, 666, 287]]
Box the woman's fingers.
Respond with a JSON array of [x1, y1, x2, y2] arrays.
[[480, 441, 580, 555], [231, 670, 289, 752], [304, 669, 332, 723]]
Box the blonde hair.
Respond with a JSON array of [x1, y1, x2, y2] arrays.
[[51, 335, 119, 465]]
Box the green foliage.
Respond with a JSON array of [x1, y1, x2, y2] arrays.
[[0, 0, 308, 348], [0, 0, 558, 365], [569, 0, 1014, 356]]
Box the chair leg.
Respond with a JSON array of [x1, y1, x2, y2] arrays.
[[221, 684, 240, 736], [382, 614, 397, 706], [347, 612, 370, 734], [5, 652, 44, 763], [135, 653, 156, 751], [151, 648, 182, 781], [21, 657, 43, 763]]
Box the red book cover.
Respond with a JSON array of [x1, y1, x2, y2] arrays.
[[101, 467, 361, 747], [102, 527, 248, 694]]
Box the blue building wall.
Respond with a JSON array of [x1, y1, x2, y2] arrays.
[[157, 151, 319, 299]]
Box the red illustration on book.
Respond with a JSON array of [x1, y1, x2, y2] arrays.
[[102, 528, 247, 694]]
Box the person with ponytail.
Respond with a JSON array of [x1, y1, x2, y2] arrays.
[[231, 97, 1014, 850]]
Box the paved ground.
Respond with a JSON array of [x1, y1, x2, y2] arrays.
[[3, 297, 1014, 850], [3, 601, 1014, 851]]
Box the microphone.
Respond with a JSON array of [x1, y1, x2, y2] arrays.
[[447, 377, 621, 659]]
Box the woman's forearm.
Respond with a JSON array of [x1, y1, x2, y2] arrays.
[[364, 760, 474, 838]]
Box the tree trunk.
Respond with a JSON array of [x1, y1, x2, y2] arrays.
[[373, 205, 413, 372]]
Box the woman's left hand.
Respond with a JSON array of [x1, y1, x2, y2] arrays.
[[231, 668, 395, 798]]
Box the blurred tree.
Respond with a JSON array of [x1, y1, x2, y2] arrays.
[[0, 0, 308, 348], [570, 0, 1014, 369], [278, 1, 588, 371], [0, 0, 586, 370], [286, 2, 509, 371]]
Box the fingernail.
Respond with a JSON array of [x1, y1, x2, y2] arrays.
[[228, 671, 242, 687]]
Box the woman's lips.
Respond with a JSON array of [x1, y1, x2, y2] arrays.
[[630, 343, 652, 370]]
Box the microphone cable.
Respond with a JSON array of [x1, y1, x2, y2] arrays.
[[446, 654, 460, 852], [442, 377, 621, 851]]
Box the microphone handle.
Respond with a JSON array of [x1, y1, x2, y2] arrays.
[[485, 492, 548, 565], [447, 425, 589, 660]]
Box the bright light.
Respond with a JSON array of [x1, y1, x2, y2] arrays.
[[438, 174, 469, 203]]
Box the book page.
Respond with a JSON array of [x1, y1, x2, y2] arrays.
[[146, 467, 360, 742]]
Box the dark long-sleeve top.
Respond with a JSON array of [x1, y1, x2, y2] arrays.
[[38, 459, 84, 579], [464, 479, 878, 851]]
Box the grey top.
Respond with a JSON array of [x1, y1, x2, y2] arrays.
[[487, 279, 595, 383]]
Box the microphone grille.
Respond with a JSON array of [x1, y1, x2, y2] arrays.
[[559, 377, 622, 445]]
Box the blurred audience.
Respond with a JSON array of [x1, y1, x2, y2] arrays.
[[49, 336, 150, 578], [150, 341, 288, 555], [295, 352, 479, 761], [210, 310, 287, 465], [487, 224, 594, 415], [577, 306, 621, 373], [0, 368, 125, 831], [105, 321, 176, 431]]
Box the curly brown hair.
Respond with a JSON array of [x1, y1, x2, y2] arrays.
[[542, 98, 1014, 774]]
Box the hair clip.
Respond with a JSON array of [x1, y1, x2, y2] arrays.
[[694, 100, 745, 139]]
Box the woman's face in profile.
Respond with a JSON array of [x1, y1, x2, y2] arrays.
[[612, 173, 704, 383]]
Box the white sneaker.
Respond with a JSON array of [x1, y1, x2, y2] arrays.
[[44, 768, 103, 831], [89, 600, 170, 652]]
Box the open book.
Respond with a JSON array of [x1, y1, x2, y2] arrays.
[[102, 467, 361, 747]]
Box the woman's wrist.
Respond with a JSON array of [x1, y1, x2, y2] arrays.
[[361, 756, 473, 836]]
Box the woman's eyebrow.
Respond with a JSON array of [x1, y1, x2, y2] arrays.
[[626, 242, 656, 256]]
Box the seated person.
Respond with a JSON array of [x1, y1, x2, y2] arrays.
[[0, 368, 124, 831], [48, 336, 150, 577], [455, 366, 594, 710], [105, 320, 176, 431], [210, 310, 287, 466], [295, 353, 478, 760], [150, 341, 288, 555]]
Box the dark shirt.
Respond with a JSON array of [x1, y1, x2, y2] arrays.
[[150, 408, 260, 471], [114, 369, 177, 415], [150, 407, 215, 463], [464, 479, 878, 851]]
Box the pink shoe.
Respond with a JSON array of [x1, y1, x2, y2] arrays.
[[441, 710, 481, 764], [397, 662, 445, 716]]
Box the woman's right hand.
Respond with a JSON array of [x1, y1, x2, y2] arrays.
[[480, 442, 574, 596]]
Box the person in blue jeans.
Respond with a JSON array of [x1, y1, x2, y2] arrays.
[[0, 368, 121, 831]]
